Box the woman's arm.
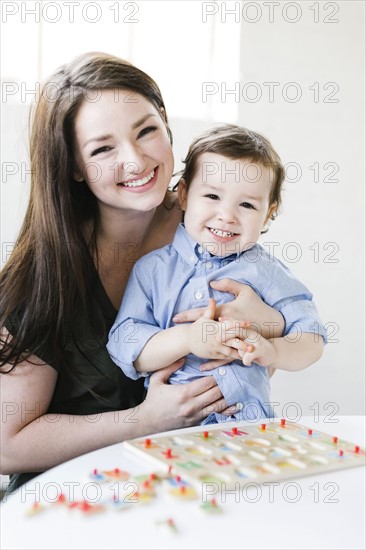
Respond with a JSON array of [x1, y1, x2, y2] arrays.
[[0, 336, 232, 474], [173, 279, 285, 338]]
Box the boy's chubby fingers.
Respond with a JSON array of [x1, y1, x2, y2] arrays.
[[226, 338, 255, 354], [219, 318, 251, 330], [238, 348, 256, 366], [203, 298, 217, 320], [218, 323, 251, 343]]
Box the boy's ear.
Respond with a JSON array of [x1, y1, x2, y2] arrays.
[[178, 178, 188, 211], [264, 202, 278, 226]]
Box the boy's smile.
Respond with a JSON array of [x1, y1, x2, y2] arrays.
[[178, 152, 277, 257]]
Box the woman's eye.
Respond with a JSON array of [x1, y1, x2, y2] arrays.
[[90, 145, 112, 157], [204, 194, 219, 200], [241, 202, 255, 209], [138, 126, 157, 138]]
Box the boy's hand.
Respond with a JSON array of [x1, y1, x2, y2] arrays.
[[188, 298, 249, 360], [227, 329, 278, 368]]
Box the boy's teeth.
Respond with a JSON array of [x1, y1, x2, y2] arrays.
[[121, 169, 155, 187], [210, 228, 236, 237]]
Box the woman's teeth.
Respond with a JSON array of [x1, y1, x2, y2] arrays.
[[209, 228, 236, 237], [121, 168, 155, 187]]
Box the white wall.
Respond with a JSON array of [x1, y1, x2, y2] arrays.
[[1, 1, 365, 418]]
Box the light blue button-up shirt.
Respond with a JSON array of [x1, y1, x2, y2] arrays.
[[107, 224, 327, 423]]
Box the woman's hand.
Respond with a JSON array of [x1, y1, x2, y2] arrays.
[[172, 279, 284, 338], [142, 358, 238, 431]]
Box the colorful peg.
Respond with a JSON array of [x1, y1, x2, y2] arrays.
[[333, 436, 338, 444], [261, 423, 266, 431], [354, 445, 360, 454], [308, 429, 313, 436], [280, 419, 286, 427]]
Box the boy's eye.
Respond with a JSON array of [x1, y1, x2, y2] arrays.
[[204, 194, 220, 200], [138, 126, 157, 138], [240, 202, 255, 209], [90, 145, 112, 157]]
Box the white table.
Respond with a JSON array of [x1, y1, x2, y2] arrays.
[[1, 416, 365, 550]]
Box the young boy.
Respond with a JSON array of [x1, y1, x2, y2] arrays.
[[107, 124, 326, 423]]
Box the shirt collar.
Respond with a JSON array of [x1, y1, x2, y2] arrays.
[[172, 224, 242, 265]]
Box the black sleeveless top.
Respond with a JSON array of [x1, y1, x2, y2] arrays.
[[6, 261, 145, 493]]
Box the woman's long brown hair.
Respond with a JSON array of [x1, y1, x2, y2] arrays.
[[0, 52, 172, 372]]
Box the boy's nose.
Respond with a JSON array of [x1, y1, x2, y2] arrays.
[[217, 205, 237, 223]]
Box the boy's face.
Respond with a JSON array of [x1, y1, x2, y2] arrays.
[[178, 152, 277, 257]]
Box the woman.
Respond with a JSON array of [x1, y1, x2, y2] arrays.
[[0, 52, 284, 491]]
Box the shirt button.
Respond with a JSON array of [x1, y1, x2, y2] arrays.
[[236, 402, 244, 410], [197, 246, 203, 254], [218, 367, 226, 376], [194, 290, 203, 300], [205, 261, 213, 269]]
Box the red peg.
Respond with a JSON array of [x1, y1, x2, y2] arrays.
[[308, 429, 313, 436], [212, 498, 217, 506], [333, 436, 338, 444], [355, 446, 360, 454], [180, 485, 186, 494], [57, 493, 66, 503], [163, 448, 173, 459], [203, 431, 209, 438], [232, 427, 238, 435], [143, 480, 151, 489], [145, 438, 151, 448], [93, 468, 98, 475], [281, 419, 286, 427], [339, 449, 344, 457], [261, 423, 266, 431], [175, 475, 181, 483], [150, 472, 157, 480]]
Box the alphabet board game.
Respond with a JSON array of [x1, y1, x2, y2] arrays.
[[124, 420, 365, 489]]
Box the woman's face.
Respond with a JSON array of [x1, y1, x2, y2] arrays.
[[73, 89, 174, 214]]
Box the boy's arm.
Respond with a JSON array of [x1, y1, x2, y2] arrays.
[[239, 332, 324, 372], [134, 325, 190, 373], [201, 330, 324, 372], [135, 299, 246, 373]]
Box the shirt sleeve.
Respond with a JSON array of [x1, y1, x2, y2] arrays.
[[265, 258, 328, 343], [107, 261, 162, 379]]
